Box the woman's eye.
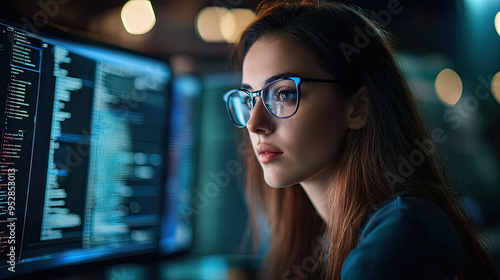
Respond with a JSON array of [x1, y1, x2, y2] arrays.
[[239, 96, 252, 109], [279, 92, 291, 101], [273, 89, 297, 102]]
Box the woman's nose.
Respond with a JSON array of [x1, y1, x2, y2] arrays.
[[246, 97, 274, 135]]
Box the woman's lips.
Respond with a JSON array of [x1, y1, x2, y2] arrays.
[[258, 152, 283, 163], [256, 144, 283, 163]]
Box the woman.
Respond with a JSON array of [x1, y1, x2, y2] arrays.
[[222, 1, 498, 279]]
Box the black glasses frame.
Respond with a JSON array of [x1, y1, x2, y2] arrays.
[[223, 76, 362, 128]]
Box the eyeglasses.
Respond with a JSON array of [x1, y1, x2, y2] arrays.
[[223, 76, 361, 128]]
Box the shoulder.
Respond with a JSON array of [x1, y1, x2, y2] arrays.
[[359, 192, 461, 243], [341, 192, 469, 280]]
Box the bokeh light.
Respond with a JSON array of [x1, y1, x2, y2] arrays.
[[492, 71, 500, 104], [195, 7, 229, 43], [495, 11, 500, 37], [196, 7, 255, 43], [121, 0, 156, 35], [221, 9, 256, 43], [434, 68, 463, 106]]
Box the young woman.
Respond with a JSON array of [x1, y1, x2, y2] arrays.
[[223, 1, 498, 279]]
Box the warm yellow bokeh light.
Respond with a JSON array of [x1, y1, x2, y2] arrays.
[[121, 0, 156, 35], [492, 72, 500, 104], [221, 9, 256, 43], [495, 11, 500, 37], [220, 10, 236, 43], [435, 68, 463, 106], [196, 7, 229, 43]]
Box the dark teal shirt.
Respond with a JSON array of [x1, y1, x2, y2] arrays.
[[341, 192, 469, 279]]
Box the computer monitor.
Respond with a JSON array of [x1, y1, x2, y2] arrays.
[[0, 10, 174, 277], [160, 74, 201, 256]]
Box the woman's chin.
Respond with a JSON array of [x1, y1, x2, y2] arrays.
[[263, 175, 296, 188]]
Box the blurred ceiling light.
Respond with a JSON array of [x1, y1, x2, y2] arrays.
[[220, 10, 236, 43], [495, 11, 500, 37], [221, 9, 256, 43], [434, 68, 463, 106], [196, 7, 229, 43], [121, 0, 156, 35], [492, 71, 500, 104]]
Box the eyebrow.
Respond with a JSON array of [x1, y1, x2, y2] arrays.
[[241, 72, 299, 90]]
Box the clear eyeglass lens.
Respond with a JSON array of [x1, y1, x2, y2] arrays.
[[228, 78, 299, 126], [228, 90, 251, 126], [263, 79, 298, 118]]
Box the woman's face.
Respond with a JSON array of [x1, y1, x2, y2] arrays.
[[242, 36, 350, 188]]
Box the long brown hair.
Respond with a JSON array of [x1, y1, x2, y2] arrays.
[[234, 1, 498, 279]]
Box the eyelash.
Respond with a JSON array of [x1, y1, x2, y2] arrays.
[[273, 87, 296, 102]]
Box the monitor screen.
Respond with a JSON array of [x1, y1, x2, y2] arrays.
[[160, 74, 201, 255], [0, 11, 172, 276]]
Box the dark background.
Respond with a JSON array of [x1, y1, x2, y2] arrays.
[[1, 0, 499, 279]]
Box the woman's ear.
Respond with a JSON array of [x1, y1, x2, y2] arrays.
[[346, 86, 368, 130]]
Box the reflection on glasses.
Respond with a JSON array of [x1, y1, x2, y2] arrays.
[[222, 76, 361, 128]]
